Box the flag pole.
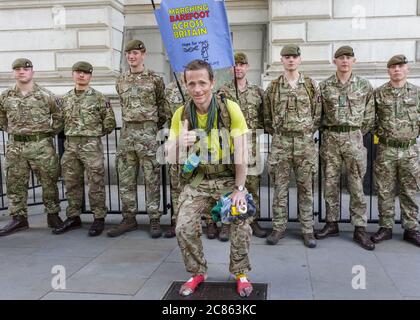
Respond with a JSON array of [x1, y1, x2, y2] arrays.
[[174, 73, 186, 103], [233, 65, 239, 100]]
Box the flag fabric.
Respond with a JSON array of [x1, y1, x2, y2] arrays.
[[154, 0, 234, 72]]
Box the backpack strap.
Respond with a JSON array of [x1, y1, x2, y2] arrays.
[[215, 92, 231, 130], [303, 75, 315, 104]]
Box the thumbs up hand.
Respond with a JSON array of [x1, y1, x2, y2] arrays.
[[182, 119, 197, 147]]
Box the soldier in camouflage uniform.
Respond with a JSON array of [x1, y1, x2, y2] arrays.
[[107, 40, 168, 238], [0, 58, 63, 236], [263, 45, 321, 248], [371, 55, 420, 247], [53, 61, 116, 237], [315, 46, 375, 250], [218, 52, 267, 241], [166, 59, 253, 298]]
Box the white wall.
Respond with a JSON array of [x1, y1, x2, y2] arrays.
[[1, 0, 420, 94], [265, 0, 420, 88], [0, 0, 124, 96]]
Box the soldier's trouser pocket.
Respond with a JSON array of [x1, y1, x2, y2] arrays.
[[267, 151, 278, 178], [355, 146, 367, 179]]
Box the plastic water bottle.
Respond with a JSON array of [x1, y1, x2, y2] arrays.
[[182, 153, 200, 174]]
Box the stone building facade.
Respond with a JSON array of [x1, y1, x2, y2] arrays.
[[0, 0, 419, 117]]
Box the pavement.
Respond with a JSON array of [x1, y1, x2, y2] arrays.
[[1, 202, 420, 300]]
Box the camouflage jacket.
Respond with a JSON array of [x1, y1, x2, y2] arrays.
[[0, 83, 63, 135], [263, 73, 321, 135], [218, 80, 264, 130], [61, 87, 116, 137], [116, 69, 168, 128], [374, 81, 420, 141], [319, 73, 374, 135], [165, 80, 189, 118]]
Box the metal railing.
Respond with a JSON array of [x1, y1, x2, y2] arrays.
[[0, 129, 415, 224]]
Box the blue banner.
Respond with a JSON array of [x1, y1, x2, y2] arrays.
[[154, 0, 234, 72]]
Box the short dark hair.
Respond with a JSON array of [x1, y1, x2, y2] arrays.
[[183, 59, 214, 82]]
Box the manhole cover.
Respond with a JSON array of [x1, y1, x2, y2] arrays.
[[162, 281, 267, 300]]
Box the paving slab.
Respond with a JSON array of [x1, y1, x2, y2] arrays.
[[0, 208, 418, 300], [375, 251, 420, 298], [307, 240, 402, 300], [32, 234, 119, 258], [0, 255, 90, 300], [249, 243, 313, 300], [64, 248, 171, 295]]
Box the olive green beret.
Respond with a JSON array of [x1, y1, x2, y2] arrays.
[[234, 52, 248, 64], [72, 61, 93, 73], [387, 54, 408, 68], [12, 58, 33, 69], [125, 39, 146, 52], [334, 46, 354, 58], [281, 44, 301, 56]]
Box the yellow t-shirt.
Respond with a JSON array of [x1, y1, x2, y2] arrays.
[[168, 99, 248, 162]]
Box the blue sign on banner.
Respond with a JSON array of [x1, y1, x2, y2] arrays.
[[154, 0, 234, 72]]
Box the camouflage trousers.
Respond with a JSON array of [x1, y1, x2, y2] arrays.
[[246, 133, 263, 220], [320, 130, 367, 226], [176, 177, 252, 276], [5, 138, 60, 217], [117, 124, 161, 220], [169, 164, 185, 224], [170, 164, 215, 225], [267, 133, 317, 234], [246, 175, 261, 220], [62, 137, 107, 219], [374, 143, 419, 230]]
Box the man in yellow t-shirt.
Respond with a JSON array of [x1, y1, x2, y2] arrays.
[[166, 59, 253, 298]]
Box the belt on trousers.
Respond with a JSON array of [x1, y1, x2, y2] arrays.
[[279, 130, 306, 138], [189, 164, 233, 188], [378, 136, 417, 149], [66, 136, 99, 143], [326, 126, 359, 133], [123, 121, 157, 130], [12, 132, 51, 142]]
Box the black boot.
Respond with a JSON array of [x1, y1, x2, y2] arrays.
[[88, 218, 105, 237], [353, 226, 375, 251], [371, 227, 392, 243], [0, 216, 29, 236], [47, 213, 64, 229], [403, 229, 420, 247], [250, 221, 267, 238], [206, 222, 218, 240], [52, 216, 82, 234], [315, 222, 339, 239], [164, 223, 176, 238], [218, 223, 230, 242]]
